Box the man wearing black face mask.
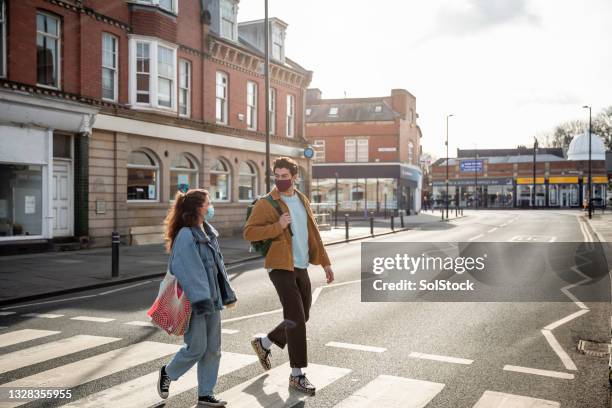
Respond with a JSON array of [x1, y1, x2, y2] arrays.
[[243, 156, 334, 396]]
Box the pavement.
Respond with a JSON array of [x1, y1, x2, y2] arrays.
[[0, 209, 608, 408], [0, 212, 461, 305]]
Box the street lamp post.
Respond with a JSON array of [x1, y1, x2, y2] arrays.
[[474, 144, 478, 209], [264, 0, 271, 192], [583, 105, 592, 219], [334, 172, 339, 227], [532, 137, 538, 208], [445, 114, 453, 219]]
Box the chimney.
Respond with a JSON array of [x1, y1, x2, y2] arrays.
[[390, 89, 410, 119], [306, 88, 322, 103]]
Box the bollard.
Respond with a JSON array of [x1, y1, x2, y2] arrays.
[[111, 231, 120, 278], [400, 212, 405, 228], [370, 213, 374, 237], [441, 209, 444, 220], [345, 214, 349, 242], [391, 215, 395, 231]]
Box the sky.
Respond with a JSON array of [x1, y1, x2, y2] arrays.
[[237, 0, 612, 159]]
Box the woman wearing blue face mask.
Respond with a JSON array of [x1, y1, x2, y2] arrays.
[[157, 188, 237, 407]]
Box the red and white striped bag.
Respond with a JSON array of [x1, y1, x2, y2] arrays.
[[147, 271, 192, 336]]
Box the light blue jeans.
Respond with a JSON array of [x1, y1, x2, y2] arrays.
[[165, 310, 222, 396]]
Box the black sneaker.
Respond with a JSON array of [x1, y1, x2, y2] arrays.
[[289, 373, 316, 396], [250, 337, 272, 371], [157, 365, 171, 399], [198, 395, 227, 407]]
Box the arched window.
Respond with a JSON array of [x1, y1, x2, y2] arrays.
[[127, 150, 159, 201], [239, 162, 257, 201], [210, 158, 230, 202], [170, 153, 199, 198]]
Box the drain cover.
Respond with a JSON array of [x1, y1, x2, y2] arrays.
[[577, 339, 611, 358]]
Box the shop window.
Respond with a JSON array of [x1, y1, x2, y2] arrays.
[[170, 153, 198, 198], [210, 158, 230, 202], [0, 164, 43, 237], [127, 150, 159, 201]]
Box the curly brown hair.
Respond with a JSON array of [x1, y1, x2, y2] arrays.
[[164, 188, 209, 252], [273, 156, 298, 176]]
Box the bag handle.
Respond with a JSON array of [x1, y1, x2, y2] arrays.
[[265, 195, 293, 237]]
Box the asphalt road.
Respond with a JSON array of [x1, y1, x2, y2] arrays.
[[0, 210, 609, 408]]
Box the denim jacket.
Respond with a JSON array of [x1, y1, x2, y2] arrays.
[[170, 223, 237, 315]]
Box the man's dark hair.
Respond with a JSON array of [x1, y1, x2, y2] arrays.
[[273, 156, 298, 176]]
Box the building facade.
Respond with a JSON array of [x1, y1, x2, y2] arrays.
[[430, 135, 608, 209], [0, 0, 312, 250], [305, 88, 423, 215]]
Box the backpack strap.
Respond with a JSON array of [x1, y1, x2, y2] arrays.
[[264, 195, 293, 237]]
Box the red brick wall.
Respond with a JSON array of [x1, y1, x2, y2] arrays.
[[131, 7, 177, 44]]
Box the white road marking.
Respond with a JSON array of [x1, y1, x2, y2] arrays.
[[217, 362, 350, 408], [503, 365, 574, 380], [63, 352, 257, 408], [0, 311, 16, 316], [408, 351, 473, 365], [549, 236, 557, 242], [221, 328, 239, 334], [578, 219, 593, 242], [0, 341, 181, 407], [334, 374, 445, 408], [0, 295, 98, 310], [487, 227, 498, 234], [221, 308, 282, 324], [226, 262, 245, 270], [0, 335, 121, 374], [0, 329, 60, 348], [541, 329, 577, 371], [468, 234, 484, 241], [22, 313, 64, 319], [543, 309, 590, 331], [70, 316, 116, 323], [326, 341, 386, 353], [124, 321, 155, 327], [97, 281, 152, 295], [311, 287, 323, 306], [473, 390, 559, 407]]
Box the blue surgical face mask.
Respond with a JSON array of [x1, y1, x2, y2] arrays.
[[205, 205, 214, 221]]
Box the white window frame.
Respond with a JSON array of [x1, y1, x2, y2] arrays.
[[0, 0, 6, 78], [131, 0, 178, 14], [216, 71, 228, 124], [408, 142, 414, 164], [220, 0, 238, 42], [345, 139, 356, 162], [374, 105, 382, 113], [313, 139, 325, 162], [328, 107, 338, 116], [178, 59, 191, 117], [269, 88, 276, 135], [246, 81, 257, 130], [357, 139, 369, 162], [36, 11, 61, 89], [101, 33, 118, 102], [157, 45, 174, 108], [129, 36, 178, 113], [271, 23, 284, 62], [127, 150, 160, 203], [286, 94, 295, 137], [210, 158, 231, 202]]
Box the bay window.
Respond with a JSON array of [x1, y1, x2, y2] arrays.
[[178, 59, 191, 117], [130, 38, 177, 111]]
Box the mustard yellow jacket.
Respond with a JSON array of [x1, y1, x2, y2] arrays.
[[243, 187, 331, 271]]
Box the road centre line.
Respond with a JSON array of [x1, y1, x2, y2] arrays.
[[408, 351, 473, 365], [326, 341, 386, 353], [503, 364, 574, 379]]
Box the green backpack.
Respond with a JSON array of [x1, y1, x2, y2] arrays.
[[246, 195, 292, 256]]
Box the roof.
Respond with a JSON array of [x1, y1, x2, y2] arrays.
[[437, 154, 567, 167], [457, 147, 564, 158], [238, 17, 289, 28], [305, 98, 399, 123], [235, 36, 308, 74]]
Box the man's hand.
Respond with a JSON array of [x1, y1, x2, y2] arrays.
[[323, 265, 334, 284], [279, 212, 292, 229]]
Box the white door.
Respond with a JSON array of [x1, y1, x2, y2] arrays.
[[52, 160, 73, 237]]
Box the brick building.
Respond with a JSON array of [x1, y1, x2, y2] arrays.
[[0, 0, 312, 250], [305, 88, 423, 215], [430, 134, 608, 209]]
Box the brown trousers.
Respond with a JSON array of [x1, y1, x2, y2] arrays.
[[267, 268, 312, 368]]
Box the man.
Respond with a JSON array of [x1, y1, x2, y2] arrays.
[[243, 156, 334, 396]]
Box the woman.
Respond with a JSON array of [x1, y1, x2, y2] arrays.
[[157, 189, 237, 407]]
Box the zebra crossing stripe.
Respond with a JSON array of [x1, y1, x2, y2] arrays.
[[70, 316, 116, 323], [63, 352, 257, 408], [217, 362, 351, 408], [0, 329, 60, 349], [334, 375, 445, 408], [473, 390, 560, 407], [22, 313, 64, 319], [124, 321, 155, 327], [0, 335, 121, 374], [0, 341, 181, 408]]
